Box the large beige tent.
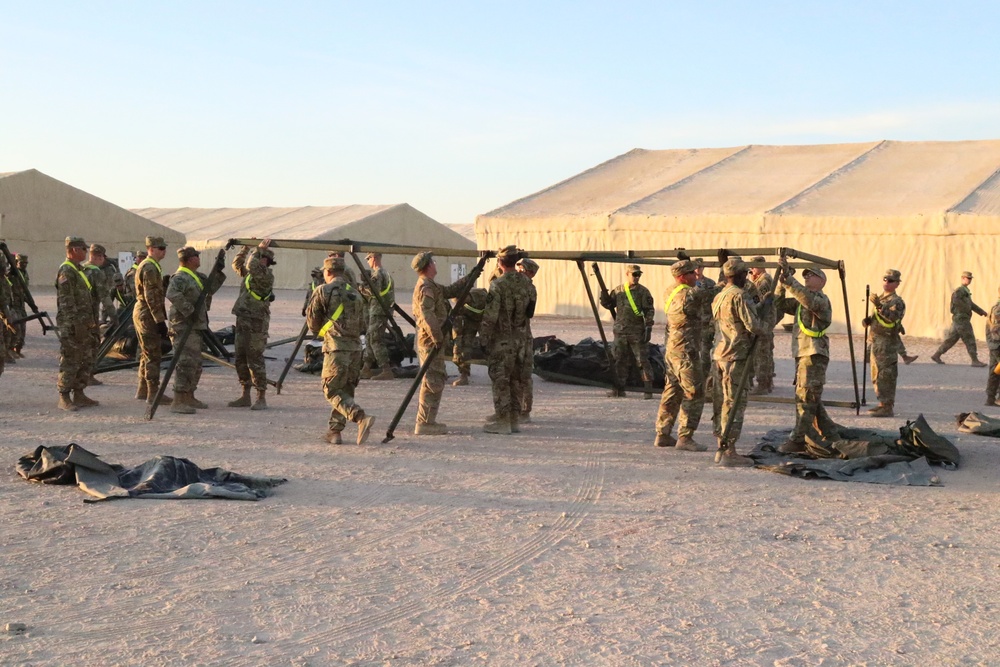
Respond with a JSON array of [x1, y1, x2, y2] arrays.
[[135, 204, 477, 292], [0, 169, 185, 276], [477, 140, 1000, 339]]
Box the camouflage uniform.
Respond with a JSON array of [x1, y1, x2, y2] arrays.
[[302, 267, 324, 316], [750, 267, 776, 391], [451, 288, 488, 377], [231, 245, 274, 391], [479, 268, 535, 428], [100, 261, 125, 317], [517, 258, 539, 417], [775, 271, 837, 445], [123, 259, 141, 300], [933, 279, 987, 364], [134, 253, 168, 397], [868, 274, 906, 413], [695, 272, 717, 408], [361, 264, 394, 370], [306, 270, 368, 436], [9, 257, 28, 355], [0, 263, 11, 378], [711, 276, 763, 450], [986, 294, 1000, 405], [165, 254, 226, 397], [56, 249, 98, 395], [600, 268, 655, 392]]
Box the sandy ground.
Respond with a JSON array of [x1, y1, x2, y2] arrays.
[[2, 286, 1000, 666]]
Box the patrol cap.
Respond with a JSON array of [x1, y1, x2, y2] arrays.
[[750, 255, 766, 263], [15, 253, 27, 262], [722, 257, 748, 277], [802, 267, 827, 282], [883, 268, 902, 283], [626, 264, 642, 275], [411, 251, 434, 272], [517, 257, 539, 273], [671, 259, 697, 277], [497, 245, 522, 262], [693, 257, 705, 267], [65, 236, 87, 249], [962, 270, 973, 279], [177, 246, 200, 261], [259, 247, 276, 264], [366, 251, 382, 259], [89, 243, 107, 254], [145, 236, 166, 249], [324, 255, 345, 271], [135, 249, 148, 259]]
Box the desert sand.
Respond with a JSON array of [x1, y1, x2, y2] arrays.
[[2, 286, 999, 666]]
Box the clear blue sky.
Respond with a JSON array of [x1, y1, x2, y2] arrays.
[[2, 1, 998, 225]]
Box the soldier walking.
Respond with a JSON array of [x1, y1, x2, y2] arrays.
[[227, 239, 275, 410], [600, 264, 655, 399], [55, 237, 100, 411], [306, 255, 375, 445], [359, 252, 396, 381], [165, 246, 226, 414], [134, 236, 172, 404], [516, 257, 539, 420], [985, 288, 1000, 406], [863, 269, 906, 417], [932, 271, 988, 366]]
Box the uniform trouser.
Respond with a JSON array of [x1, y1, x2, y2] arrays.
[[487, 339, 527, 419], [935, 320, 978, 360], [364, 313, 391, 369], [712, 357, 750, 447], [137, 329, 164, 387], [234, 318, 269, 390], [612, 333, 652, 386], [417, 338, 447, 424], [698, 336, 715, 425], [987, 348, 1000, 401], [452, 330, 476, 375], [323, 349, 363, 432], [520, 337, 534, 414], [655, 346, 704, 438], [11, 305, 26, 351], [58, 326, 94, 392], [753, 326, 775, 387], [870, 337, 899, 405], [792, 354, 836, 441], [171, 330, 204, 393]]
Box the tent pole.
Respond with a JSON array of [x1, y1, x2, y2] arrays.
[[838, 260, 861, 414], [576, 260, 623, 395]]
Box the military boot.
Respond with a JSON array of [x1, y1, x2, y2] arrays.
[[520, 412, 532, 424], [717, 444, 754, 467], [360, 362, 373, 380], [675, 435, 707, 452], [250, 389, 267, 411], [510, 414, 521, 434], [931, 353, 944, 364], [415, 421, 447, 436], [356, 413, 376, 445], [484, 412, 499, 423], [971, 357, 987, 368], [188, 392, 209, 409], [73, 390, 99, 408], [371, 368, 395, 381], [902, 354, 919, 365], [777, 438, 807, 454], [87, 374, 103, 386], [228, 385, 252, 408], [58, 392, 78, 412], [324, 429, 343, 445], [606, 388, 626, 398], [451, 372, 470, 387], [986, 374, 1000, 406], [170, 391, 196, 414], [642, 381, 653, 400], [868, 402, 894, 418], [135, 379, 148, 401], [654, 433, 676, 448], [146, 382, 173, 405], [484, 418, 512, 435]]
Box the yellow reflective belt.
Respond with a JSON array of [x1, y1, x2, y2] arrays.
[[141, 257, 163, 276], [796, 304, 828, 338], [178, 267, 203, 290], [4, 277, 10, 287], [244, 274, 271, 301], [623, 283, 641, 317], [61, 260, 92, 291], [464, 303, 484, 314], [379, 276, 393, 298], [663, 284, 689, 315], [873, 310, 896, 328], [130, 263, 139, 271], [318, 303, 345, 337]]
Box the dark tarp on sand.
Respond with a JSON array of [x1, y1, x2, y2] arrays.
[[956, 411, 1000, 436], [750, 414, 959, 486], [16, 444, 287, 502]]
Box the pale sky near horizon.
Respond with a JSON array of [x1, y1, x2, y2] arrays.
[[2, 1, 998, 226]]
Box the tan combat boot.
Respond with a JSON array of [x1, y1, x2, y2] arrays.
[[228, 385, 252, 408], [717, 444, 754, 467], [371, 368, 395, 381], [360, 362, 373, 380], [87, 374, 103, 386], [451, 372, 470, 387], [415, 421, 447, 436], [356, 413, 376, 445], [654, 433, 677, 448], [971, 358, 987, 368], [250, 389, 267, 411], [675, 435, 707, 451], [135, 379, 148, 401], [146, 382, 173, 405], [643, 381, 653, 400], [777, 439, 807, 454], [58, 392, 78, 412], [484, 417, 512, 435], [902, 354, 919, 365], [170, 391, 196, 414], [931, 353, 944, 364], [188, 392, 209, 409], [520, 412, 531, 424], [73, 390, 99, 408], [868, 402, 894, 418], [324, 430, 343, 445]]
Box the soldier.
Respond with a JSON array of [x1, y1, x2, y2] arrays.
[[134, 236, 172, 404], [600, 264, 655, 399], [305, 255, 376, 445], [694, 257, 717, 401], [710, 258, 763, 466], [0, 254, 12, 378], [863, 269, 906, 417], [302, 266, 324, 317], [85, 244, 117, 326], [749, 256, 776, 395], [986, 288, 1000, 406], [123, 249, 147, 300], [227, 239, 275, 410], [411, 250, 477, 435], [56, 237, 100, 411], [654, 259, 715, 451], [451, 287, 488, 387], [9, 253, 28, 358], [516, 257, 539, 420], [932, 271, 988, 366], [479, 246, 536, 435], [165, 246, 226, 414], [774, 262, 838, 452], [359, 252, 396, 381]]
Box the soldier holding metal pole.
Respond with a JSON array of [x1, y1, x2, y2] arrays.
[[599, 264, 655, 399]]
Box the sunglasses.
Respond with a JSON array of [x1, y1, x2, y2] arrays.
[[631, 272, 642, 277], [883, 278, 898, 283]]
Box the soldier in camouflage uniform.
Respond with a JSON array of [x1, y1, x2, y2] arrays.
[[85, 244, 118, 326], [123, 249, 147, 300], [985, 288, 1000, 406], [306, 255, 376, 445], [863, 269, 906, 417], [359, 252, 396, 381], [302, 266, 324, 316], [600, 264, 655, 399], [451, 287, 488, 386], [931, 271, 988, 366], [411, 251, 477, 435], [693, 258, 717, 409], [710, 258, 764, 466], [55, 237, 100, 411], [774, 262, 839, 452], [479, 246, 536, 435], [165, 246, 226, 414], [0, 254, 12, 379], [8, 253, 28, 357], [227, 239, 276, 410], [516, 257, 539, 420], [749, 256, 776, 394], [134, 236, 172, 404]]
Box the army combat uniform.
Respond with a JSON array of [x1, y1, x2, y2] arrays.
[[749, 261, 776, 394], [0, 259, 11, 379], [8, 255, 28, 356], [516, 257, 540, 418], [360, 260, 395, 377], [600, 265, 655, 398], [134, 238, 170, 402], [985, 292, 1000, 406], [932, 272, 987, 366], [451, 287, 488, 386], [229, 244, 275, 409], [867, 269, 906, 417], [56, 237, 99, 410]]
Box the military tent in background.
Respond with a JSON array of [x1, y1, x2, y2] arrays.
[[0, 169, 185, 276], [476, 139, 1000, 340], [134, 204, 477, 291]]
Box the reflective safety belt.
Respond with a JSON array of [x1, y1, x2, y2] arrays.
[[623, 283, 642, 317], [178, 267, 203, 290], [712, 285, 739, 318], [318, 303, 345, 337], [61, 260, 92, 291], [873, 310, 896, 328], [379, 276, 393, 298], [663, 284, 690, 315], [244, 274, 271, 301], [142, 258, 163, 276], [464, 302, 484, 314], [796, 304, 828, 338], [130, 263, 139, 272]]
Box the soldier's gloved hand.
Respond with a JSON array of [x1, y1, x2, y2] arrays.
[[868, 293, 880, 306], [676, 250, 690, 261], [156, 321, 169, 338], [717, 249, 729, 265], [862, 316, 872, 328]]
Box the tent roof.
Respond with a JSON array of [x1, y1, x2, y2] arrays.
[[482, 140, 1000, 219]]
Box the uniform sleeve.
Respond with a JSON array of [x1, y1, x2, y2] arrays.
[[166, 275, 196, 320], [305, 287, 328, 334], [875, 295, 905, 323], [247, 249, 274, 295], [782, 275, 827, 316], [417, 281, 445, 345], [440, 271, 477, 300], [641, 286, 655, 327], [140, 265, 167, 323], [736, 293, 764, 335], [988, 303, 1000, 342], [231, 246, 250, 277], [479, 284, 500, 346], [56, 268, 82, 329]]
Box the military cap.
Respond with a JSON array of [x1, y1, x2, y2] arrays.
[[258, 247, 276, 264], [324, 255, 345, 271], [750, 255, 766, 263], [411, 251, 434, 272], [177, 246, 200, 260], [962, 270, 973, 279], [517, 257, 539, 273], [135, 249, 148, 258], [883, 268, 902, 283], [693, 257, 705, 267], [802, 267, 827, 282], [626, 264, 642, 275], [14, 253, 27, 262], [65, 236, 87, 249], [145, 236, 167, 249], [671, 259, 697, 277], [722, 257, 748, 277], [366, 251, 382, 259], [89, 243, 107, 254]]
